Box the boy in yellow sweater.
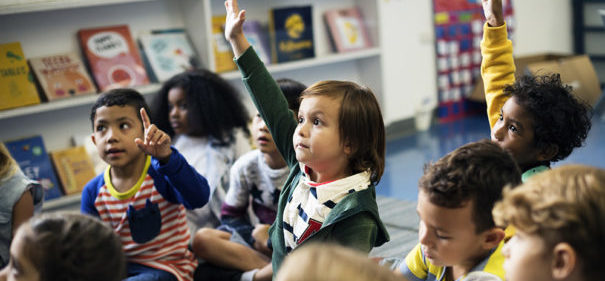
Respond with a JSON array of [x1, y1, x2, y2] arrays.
[[481, 0, 591, 181]]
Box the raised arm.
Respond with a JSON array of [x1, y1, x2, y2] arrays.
[[480, 0, 515, 129], [224, 0, 251, 58]]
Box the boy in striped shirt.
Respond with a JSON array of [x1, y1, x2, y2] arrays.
[[81, 89, 210, 281]]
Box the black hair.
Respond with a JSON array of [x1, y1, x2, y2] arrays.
[[504, 74, 592, 163], [420, 140, 521, 233], [276, 78, 306, 114], [152, 69, 250, 146], [89, 88, 150, 130]]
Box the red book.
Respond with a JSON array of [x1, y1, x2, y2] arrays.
[[78, 25, 149, 91]]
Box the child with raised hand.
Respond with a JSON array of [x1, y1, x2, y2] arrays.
[[0, 212, 126, 281], [481, 0, 591, 181], [192, 78, 306, 281], [493, 165, 605, 281], [82, 89, 211, 281], [224, 0, 389, 279], [396, 140, 521, 281], [151, 69, 251, 231], [0, 143, 43, 269]]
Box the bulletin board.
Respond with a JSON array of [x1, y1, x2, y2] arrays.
[[433, 0, 514, 122]]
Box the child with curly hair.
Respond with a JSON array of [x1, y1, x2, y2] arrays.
[[481, 0, 591, 181], [152, 69, 251, 231]]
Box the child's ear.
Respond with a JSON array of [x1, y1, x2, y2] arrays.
[[537, 144, 558, 162], [481, 227, 505, 250], [343, 140, 352, 155], [551, 242, 577, 280], [91, 133, 97, 145]]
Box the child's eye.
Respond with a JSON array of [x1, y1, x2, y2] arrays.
[[120, 123, 131, 129], [508, 125, 517, 133], [95, 125, 105, 132], [435, 231, 451, 240], [498, 113, 503, 121], [297, 117, 304, 124], [312, 118, 321, 126]]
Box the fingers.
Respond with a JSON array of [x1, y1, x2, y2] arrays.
[[140, 107, 151, 129]]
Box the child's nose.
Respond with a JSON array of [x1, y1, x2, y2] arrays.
[[418, 223, 432, 247], [492, 122, 505, 142]]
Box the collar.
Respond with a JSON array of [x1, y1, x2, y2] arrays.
[[105, 155, 151, 200], [521, 165, 549, 182]]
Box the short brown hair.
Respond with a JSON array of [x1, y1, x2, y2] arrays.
[[20, 212, 125, 281], [493, 165, 605, 280], [419, 140, 521, 233], [276, 243, 405, 281], [302, 81, 385, 183]]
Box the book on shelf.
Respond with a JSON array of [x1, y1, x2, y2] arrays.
[[212, 15, 237, 73], [269, 5, 315, 63], [243, 20, 272, 65], [28, 52, 97, 101], [4, 136, 63, 201], [49, 146, 96, 196], [0, 42, 41, 111], [78, 24, 149, 91], [324, 7, 372, 53], [71, 133, 106, 175], [138, 28, 200, 82]]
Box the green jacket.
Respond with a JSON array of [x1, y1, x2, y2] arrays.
[[235, 47, 389, 278]]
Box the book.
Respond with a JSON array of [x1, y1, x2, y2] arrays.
[[71, 133, 106, 175], [78, 24, 149, 91], [211, 15, 237, 72], [138, 29, 200, 82], [243, 20, 271, 65], [4, 136, 63, 201], [269, 5, 315, 63], [28, 52, 97, 101], [49, 146, 96, 195], [324, 7, 372, 53], [0, 42, 41, 111]]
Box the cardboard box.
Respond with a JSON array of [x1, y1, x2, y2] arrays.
[[470, 53, 602, 107]]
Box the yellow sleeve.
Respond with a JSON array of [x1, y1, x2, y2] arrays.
[[400, 244, 428, 281], [480, 23, 515, 129]]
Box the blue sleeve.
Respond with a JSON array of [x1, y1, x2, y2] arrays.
[[150, 147, 210, 209], [80, 174, 103, 217]]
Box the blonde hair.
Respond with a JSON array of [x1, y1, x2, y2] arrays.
[[493, 164, 605, 280], [276, 243, 404, 281], [0, 143, 18, 180]]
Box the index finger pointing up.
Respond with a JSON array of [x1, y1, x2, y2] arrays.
[[140, 107, 151, 129]]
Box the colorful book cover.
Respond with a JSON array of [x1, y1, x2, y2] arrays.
[[78, 24, 149, 91], [0, 42, 41, 111], [4, 136, 63, 201], [212, 15, 237, 72], [139, 29, 200, 82], [324, 7, 372, 53], [50, 146, 96, 195], [243, 20, 271, 65], [269, 5, 314, 63], [29, 52, 97, 101]]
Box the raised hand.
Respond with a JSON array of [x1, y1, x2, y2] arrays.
[[134, 108, 172, 163], [224, 0, 250, 57], [482, 0, 504, 27]]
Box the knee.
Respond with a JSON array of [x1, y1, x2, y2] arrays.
[[192, 228, 217, 258]]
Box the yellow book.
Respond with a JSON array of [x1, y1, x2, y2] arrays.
[[0, 42, 41, 111], [212, 15, 236, 72], [50, 146, 97, 195]]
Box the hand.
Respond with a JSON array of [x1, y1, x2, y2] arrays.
[[135, 108, 172, 163], [252, 224, 272, 256], [224, 0, 250, 57], [482, 0, 504, 27]]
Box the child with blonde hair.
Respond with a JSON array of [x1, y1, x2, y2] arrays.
[[277, 243, 405, 281], [493, 165, 605, 281], [223, 0, 389, 279], [0, 212, 126, 281], [0, 143, 43, 269]]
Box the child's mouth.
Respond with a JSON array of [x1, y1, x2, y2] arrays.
[[106, 148, 125, 157]]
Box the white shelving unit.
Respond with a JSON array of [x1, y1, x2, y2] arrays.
[[1, 0, 385, 210]]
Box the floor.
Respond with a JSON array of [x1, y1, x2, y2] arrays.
[[370, 112, 605, 258]]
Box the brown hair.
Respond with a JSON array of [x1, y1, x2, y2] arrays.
[[0, 143, 17, 180], [20, 212, 125, 281], [419, 140, 521, 233], [493, 165, 605, 280], [302, 81, 385, 183], [276, 243, 405, 281]]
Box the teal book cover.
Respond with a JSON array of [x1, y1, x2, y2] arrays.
[[269, 5, 314, 63]]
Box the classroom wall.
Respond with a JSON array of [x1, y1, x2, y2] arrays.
[[378, 0, 573, 126]]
